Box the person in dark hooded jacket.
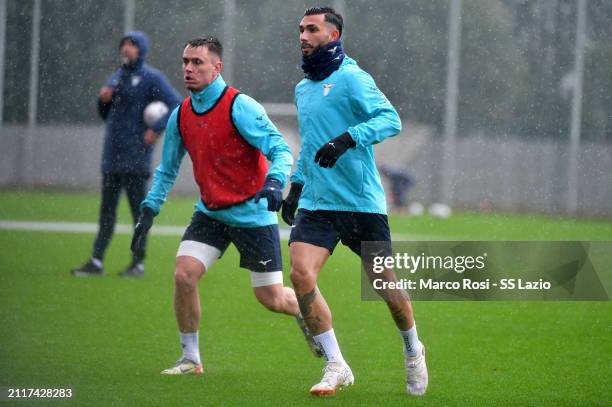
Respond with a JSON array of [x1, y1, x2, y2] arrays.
[[71, 31, 181, 278]]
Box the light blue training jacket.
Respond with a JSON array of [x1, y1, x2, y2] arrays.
[[291, 56, 402, 214], [142, 75, 293, 227]]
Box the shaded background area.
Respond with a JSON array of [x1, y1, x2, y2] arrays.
[[1, 0, 611, 216]]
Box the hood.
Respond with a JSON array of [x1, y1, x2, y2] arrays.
[[120, 31, 149, 68]]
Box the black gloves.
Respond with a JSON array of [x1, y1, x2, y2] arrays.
[[314, 132, 356, 168], [131, 206, 155, 254], [281, 182, 303, 226], [254, 177, 283, 211]]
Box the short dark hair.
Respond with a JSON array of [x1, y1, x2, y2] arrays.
[[185, 36, 223, 59], [304, 6, 343, 37], [119, 37, 138, 48]]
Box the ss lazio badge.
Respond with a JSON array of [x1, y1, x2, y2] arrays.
[[322, 83, 335, 96]]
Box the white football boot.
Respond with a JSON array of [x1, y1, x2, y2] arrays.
[[405, 347, 428, 395], [309, 361, 354, 396], [160, 358, 203, 375]]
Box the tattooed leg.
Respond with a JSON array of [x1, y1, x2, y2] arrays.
[[362, 261, 414, 331], [387, 300, 414, 331], [289, 242, 333, 336], [295, 286, 332, 335]]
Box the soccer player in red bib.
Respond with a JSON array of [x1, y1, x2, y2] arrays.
[[130, 36, 322, 375]]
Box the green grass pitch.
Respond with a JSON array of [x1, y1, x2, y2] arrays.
[[0, 191, 611, 406]]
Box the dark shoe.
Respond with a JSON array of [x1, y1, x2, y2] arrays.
[[119, 261, 144, 278], [71, 260, 104, 277]]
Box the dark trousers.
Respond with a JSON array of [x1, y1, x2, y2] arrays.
[[92, 173, 149, 262]]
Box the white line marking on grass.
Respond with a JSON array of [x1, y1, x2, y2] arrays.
[[0, 220, 184, 235], [0, 220, 443, 241]]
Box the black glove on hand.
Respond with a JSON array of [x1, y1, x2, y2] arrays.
[[314, 132, 356, 168], [281, 182, 303, 226], [254, 177, 283, 212], [131, 206, 155, 254]]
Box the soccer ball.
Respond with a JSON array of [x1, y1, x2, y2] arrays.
[[428, 203, 452, 219], [143, 101, 169, 128]]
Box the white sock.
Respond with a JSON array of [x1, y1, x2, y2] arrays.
[[91, 257, 103, 269], [400, 325, 424, 357], [180, 332, 201, 364], [313, 329, 345, 364]]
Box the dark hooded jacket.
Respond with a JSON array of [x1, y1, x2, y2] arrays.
[[98, 31, 182, 175]]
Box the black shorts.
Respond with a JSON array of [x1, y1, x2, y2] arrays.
[[288, 209, 392, 259], [182, 211, 282, 272]]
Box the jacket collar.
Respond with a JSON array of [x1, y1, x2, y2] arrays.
[[190, 75, 226, 111]]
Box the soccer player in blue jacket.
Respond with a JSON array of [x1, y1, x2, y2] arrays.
[[71, 31, 181, 278], [282, 7, 428, 396], [130, 37, 321, 375]]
